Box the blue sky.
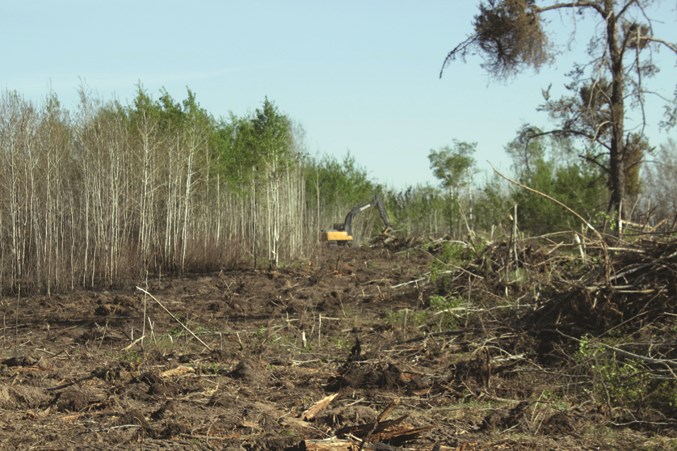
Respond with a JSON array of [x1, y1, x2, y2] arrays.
[[2, 1, 675, 189]]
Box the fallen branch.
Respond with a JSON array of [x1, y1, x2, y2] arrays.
[[608, 249, 677, 284], [558, 331, 677, 368], [390, 269, 466, 289], [390, 276, 428, 289], [123, 335, 146, 351], [46, 366, 113, 391], [490, 164, 612, 284], [135, 286, 212, 351], [602, 343, 677, 368]]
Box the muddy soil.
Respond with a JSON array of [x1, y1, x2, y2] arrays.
[[0, 246, 673, 450]]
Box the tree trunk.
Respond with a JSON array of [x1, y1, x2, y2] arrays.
[[605, 0, 626, 222]]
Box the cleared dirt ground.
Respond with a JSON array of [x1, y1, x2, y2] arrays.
[[1, 244, 675, 450]]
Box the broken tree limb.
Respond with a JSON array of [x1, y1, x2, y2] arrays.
[[390, 276, 428, 289], [123, 335, 146, 351], [608, 248, 677, 283], [303, 438, 359, 450], [135, 286, 212, 351], [364, 398, 401, 447], [558, 330, 677, 368]]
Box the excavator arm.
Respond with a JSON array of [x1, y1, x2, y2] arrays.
[[339, 194, 391, 237]]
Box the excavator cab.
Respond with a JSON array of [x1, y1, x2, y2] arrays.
[[322, 194, 392, 245]]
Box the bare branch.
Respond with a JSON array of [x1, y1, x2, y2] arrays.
[[439, 34, 479, 78], [579, 152, 612, 175], [536, 1, 604, 16], [618, 0, 641, 18], [641, 36, 677, 54], [136, 286, 213, 351], [522, 125, 610, 152]]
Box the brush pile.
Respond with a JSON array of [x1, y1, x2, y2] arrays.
[[426, 233, 677, 430]]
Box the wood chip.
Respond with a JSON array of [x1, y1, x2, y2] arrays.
[[160, 365, 195, 378], [302, 393, 338, 420]]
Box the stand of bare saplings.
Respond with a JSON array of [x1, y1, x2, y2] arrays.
[[0, 92, 309, 296]]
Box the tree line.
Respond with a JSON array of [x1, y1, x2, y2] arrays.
[[1, 61, 675, 296], [413, 135, 677, 242], [0, 88, 391, 295]]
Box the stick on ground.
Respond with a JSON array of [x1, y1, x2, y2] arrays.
[[136, 286, 212, 351]]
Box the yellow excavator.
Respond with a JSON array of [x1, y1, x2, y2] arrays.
[[322, 194, 393, 245]]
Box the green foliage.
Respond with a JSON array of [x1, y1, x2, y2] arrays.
[[429, 294, 463, 311], [428, 141, 477, 238], [428, 294, 464, 330], [121, 349, 143, 364], [473, 177, 512, 232], [429, 241, 472, 300], [513, 159, 606, 234], [252, 97, 295, 171], [212, 97, 298, 192], [428, 294, 448, 309], [385, 308, 430, 330], [307, 152, 375, 209], [213, 115, 256, 190], [430, 241, 467, 275], [388, 184, 446, 236], [577, 335, 677, 413], [505, 130, 608, 235], [428, 140, 476, 192]]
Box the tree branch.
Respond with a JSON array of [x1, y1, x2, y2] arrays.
[[439, 34, 479, 78], [641, 36, 677, 54], [617, 0, 640, 19], [579, 152, 611, 175], [522, 126, 611, 152], [536, 1, 604, 16]]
